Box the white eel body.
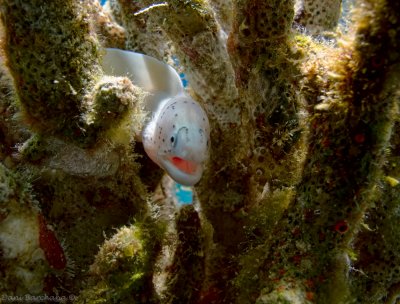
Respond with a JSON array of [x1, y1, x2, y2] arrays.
[[102, 48, 210, 186]]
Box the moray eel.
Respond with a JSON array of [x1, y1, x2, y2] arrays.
[[102, 48, 210, 186]]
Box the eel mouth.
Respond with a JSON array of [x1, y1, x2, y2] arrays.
[[169, 156, 198, 174]]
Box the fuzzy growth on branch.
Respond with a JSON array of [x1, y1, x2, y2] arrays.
[[0, 0, 143, 147]]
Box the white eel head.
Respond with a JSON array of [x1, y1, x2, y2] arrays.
[[143, 94, 210, 186], [102, 48, 210, 186]]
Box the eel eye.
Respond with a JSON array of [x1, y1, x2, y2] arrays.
[[170, 136, 175, 143]]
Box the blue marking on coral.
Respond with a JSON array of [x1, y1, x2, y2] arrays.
[[172, 56, 189, 88], [175, 183, 193, 205], [180, 73, 188, 88]]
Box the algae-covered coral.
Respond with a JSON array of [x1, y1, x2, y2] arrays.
[[0, 0, 399, 303]]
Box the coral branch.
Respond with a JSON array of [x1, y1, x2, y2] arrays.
[[248, 0, 400, 302], [208, 0, 233, 33], [0, 0, 142, 147], [351, 113, 400, 302], [1, 0, 399, 302], [294, 0, 342, 35], [162, 205, 205, 302], [227, 0, 295, 87], [107, 0, 172, 60], [87, 0, 126, 49], [138, 0, 238, 107], [78, 221, 164, 303]]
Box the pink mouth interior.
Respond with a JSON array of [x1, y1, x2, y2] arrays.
[[170, 156, 197, 174]]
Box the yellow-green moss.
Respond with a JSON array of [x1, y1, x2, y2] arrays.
[[77, 219, 166, 303], [18, 134, 48, 162], [0, 163, 17, 202]]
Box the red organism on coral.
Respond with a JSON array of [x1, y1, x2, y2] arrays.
[[38, 214, 67, 270]]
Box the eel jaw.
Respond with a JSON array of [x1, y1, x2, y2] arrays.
[[160, 156, 203, 186], [170, 156, 197, 174]]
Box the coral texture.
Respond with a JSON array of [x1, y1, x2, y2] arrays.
[[0, 0, 399, 303]]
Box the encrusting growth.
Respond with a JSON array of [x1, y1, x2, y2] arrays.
[[0, 0, 143, 147], [244, 0, 400, 302], [294, 0, 342, 35], [351, 119, 400, 303], [0, 0, 399, 303], [107, 0, 172, 61]]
